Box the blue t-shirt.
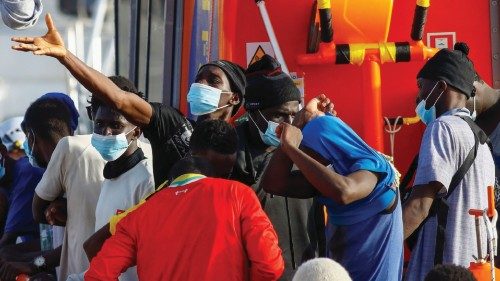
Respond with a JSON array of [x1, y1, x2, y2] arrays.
[[4, 157, 44, 235], [302, 115, 403, 281]]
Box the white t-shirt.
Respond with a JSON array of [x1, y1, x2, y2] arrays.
[[94, 157, 154, 281], [95, 158, 154, 230], [406, 109, 496, 280], [52, 225, 64, 279], [35, 135, 105, 281]]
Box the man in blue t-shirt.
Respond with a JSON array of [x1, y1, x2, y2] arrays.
[[260, 96, 403, 281], [0, 140, 43, 247]]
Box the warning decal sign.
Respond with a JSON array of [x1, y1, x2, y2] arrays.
[[246, 42, 276, 66]]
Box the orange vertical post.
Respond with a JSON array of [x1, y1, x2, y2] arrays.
[[179, 0, 196, 114], [220, 0, 238, 61], [488, 186, 495, 217], [361, 57, 384, 151]]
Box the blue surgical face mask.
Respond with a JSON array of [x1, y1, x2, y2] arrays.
[[22, 130, 42, 168], [91, 127, 136, 161], [249, 111, 281, 147], [187, 83, 231, 116], [0, 155, 5, 180], [415, 82, 444, 125]]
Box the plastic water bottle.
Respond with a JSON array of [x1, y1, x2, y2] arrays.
[[39, 223, 53, 251]]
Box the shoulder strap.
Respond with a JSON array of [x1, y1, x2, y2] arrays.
[[444, 116, 482, 199], [460, 116, 489, 145], [400, 154, 419, 202]]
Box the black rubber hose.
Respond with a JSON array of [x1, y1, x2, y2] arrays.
[[395, 42, 411, 62], [319, 8, 333, 43], [335, 44, 350, 64], [411, 5, 428, 41]]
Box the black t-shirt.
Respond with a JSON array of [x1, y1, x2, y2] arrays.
[[143, 102, 193, 185]]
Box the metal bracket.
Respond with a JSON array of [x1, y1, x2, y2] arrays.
[[491, 0, 500, 88]]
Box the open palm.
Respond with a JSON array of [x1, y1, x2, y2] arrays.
[[11, 14, 66, 58]]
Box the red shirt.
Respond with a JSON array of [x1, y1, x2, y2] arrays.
[[85, 176, 284, 281]]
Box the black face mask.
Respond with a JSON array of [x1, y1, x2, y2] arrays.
[[102, 148, 145, 179]]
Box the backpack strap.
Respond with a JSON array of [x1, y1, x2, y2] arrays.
[[400, 154, 419, 202], [433, 115, 482, 265]]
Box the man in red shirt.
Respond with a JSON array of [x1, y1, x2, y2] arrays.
[[85, 120, 284, 281]]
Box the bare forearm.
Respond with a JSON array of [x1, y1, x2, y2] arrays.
[[84, 224, 111, 261], [59, 51, 121, 105], [402, 201, 429, 239], [58, 52, 152, 126], [260, 148, 295, 195], [402, 183, 441, 239], [260, 148, 317, 198], [284, 146, 354, 204]]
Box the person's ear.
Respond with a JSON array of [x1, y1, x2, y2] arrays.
[[132, 127, 141, 139], [437, 80, 448, 94], [229, 93, 240, 106]]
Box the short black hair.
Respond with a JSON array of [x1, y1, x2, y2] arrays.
[[88, 76, 145, 118], [23, 98, 72, 142], [167, 156, 214, 182], [190, 120, 237, 155], [424, 265, 476, 281]]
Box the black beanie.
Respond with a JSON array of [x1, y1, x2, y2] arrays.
[[244, 55, 301, 110], [417, 42, 476, 98], [201, 60, 247, 100]]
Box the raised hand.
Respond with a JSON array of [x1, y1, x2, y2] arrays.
[[307, 94, 335, 115], [11, 14, 66, 59], [276, 123, 303, 153], [293, 94, 336, 129]]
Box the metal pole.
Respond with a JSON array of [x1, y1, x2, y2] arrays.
[[114, 0, 120, 75], [85, 0, 108, 65], [361, 58, 384, 151], [129, 0, 142, 86], [256, 0, 289, 74], [476, 216, 484, 261], [145, 0, 153, 97], [490, 0, 500, 88]]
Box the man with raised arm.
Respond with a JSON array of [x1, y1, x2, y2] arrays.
[[12, 14, 246, 186]]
